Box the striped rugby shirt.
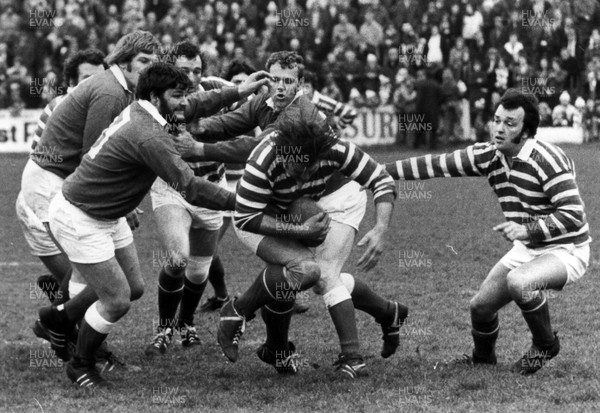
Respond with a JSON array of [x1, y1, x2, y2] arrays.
[[385, 139, 590, 248], [310, 90, 357, 129], [235, 131, 396, 232], [30, 90, 71, 152]]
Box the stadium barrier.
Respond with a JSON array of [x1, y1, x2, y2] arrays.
[[0, 107, 585, 153]]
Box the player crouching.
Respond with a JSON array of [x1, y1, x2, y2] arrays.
[[47, 63, 236, 388], [386, 89, 590, 375]]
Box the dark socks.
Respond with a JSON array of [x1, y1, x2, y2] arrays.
[[351, 278, 396, 324], [471, 314, 499, 359], [158, 268, 184, 329], [74, 319, 107, 366], [261, 303, 294, 350], [178, 277, 207, 326], [328, 299, 360, 355], [235, 265, 292, 317], [517, 294, 555, 347], [209, 255, 228, 298]]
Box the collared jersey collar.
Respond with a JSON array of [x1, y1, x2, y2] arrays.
[[515, 137, 536, 161], [109, 65, 133, 93], [138, 99, 167, 127], [497, 137, 536, 171], [266, 89, 304, 110]]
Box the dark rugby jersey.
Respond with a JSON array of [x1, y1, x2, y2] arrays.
[[31, 66, 133, 178], [62, 100, 235, 219], [385, 139, 590, 248]]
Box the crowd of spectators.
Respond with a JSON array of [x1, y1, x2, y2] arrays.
[[1, 0, 600, 143]]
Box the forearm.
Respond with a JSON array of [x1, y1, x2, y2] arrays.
[[182, 136, 259, 163], [373, 200, 393, 231]]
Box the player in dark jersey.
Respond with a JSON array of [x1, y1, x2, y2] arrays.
[[33, 33, 269, 363], [16, 48, 106, 305], [144, 42, 272, 356], [47, 63, 239, 388]]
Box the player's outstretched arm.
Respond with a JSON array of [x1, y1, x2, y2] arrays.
[[384, 143, 494, 180], [172, 131, 260, 163], [140, 137, 236, 211]]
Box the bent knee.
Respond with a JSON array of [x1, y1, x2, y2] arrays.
[[286, 258, 321, 289], [130, 281, 145, 301], [470, 296, 495, 318], [106, 298, 131, 318]]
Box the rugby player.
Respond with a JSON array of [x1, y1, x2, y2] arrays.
[[385, 89, 590, 374], [145, 43, 271, 355], [189, 51, 407, 377], [16, 48, 105, 303], [27, 31, 161, 362], [33, 33, 269, 361], [48, 62, 239, 387]]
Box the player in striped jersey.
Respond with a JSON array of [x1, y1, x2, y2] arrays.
[[217, 95, 401, 377], [302, 70, 358, 130], [385, 89, 590, 374], [17, 49, 105, 303], [145, 42, 271, 356]]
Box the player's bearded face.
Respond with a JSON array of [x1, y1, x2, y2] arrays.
[[268, 63, 301, 111], [158, 88, 187, 123]]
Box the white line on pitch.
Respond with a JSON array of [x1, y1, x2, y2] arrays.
[[0, 262, 40, 266]]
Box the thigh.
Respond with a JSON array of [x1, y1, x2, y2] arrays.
[[153, 205, 192, 258], [114, 242, 144, 294], [189, 228, 220, 257], [72, 258, 130, 305], [314, 221, 356, 289], [509, 253, 569, 292], [473, 260, 513, 312]]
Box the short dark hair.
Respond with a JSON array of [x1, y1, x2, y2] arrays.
[[224, 60, 256, 81], [136, 62, 192, 100], [302, 70, 317, 86], [165, 40, 204, 65], [265, 51, 304, 79], [497, 88, 540, 138], [63, 49, 106, 87], [272, 96, 338, 160]]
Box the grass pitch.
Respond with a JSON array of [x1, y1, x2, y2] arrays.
[[1, 143, 598, 413]]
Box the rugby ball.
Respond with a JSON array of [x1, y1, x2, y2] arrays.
[[287, 197, 325, 247]]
